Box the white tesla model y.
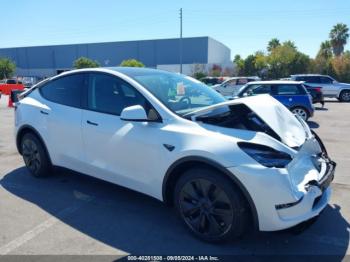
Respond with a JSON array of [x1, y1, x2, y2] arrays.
[[14, 68, 335, 242]]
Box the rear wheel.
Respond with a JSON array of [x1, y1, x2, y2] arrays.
[[291, 107, 309, 121], [21, 133, 52, 177], [339, 90, 350, 102], [174, 168, 248, 242]]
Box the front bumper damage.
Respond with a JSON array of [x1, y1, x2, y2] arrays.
[[228, 134, 336, 232]]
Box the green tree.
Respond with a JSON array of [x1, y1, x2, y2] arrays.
[[329, 23, 349, 56], [73, 57, 100, 69], [317, 40, 333, 60], [233, 54, 245, 75], [283, 40, 297, 50], [243, 54, 257, 76], [267, 38, 281, 52], [0, 58, 16, 79], [120, 59, 145, 67], [331, 52, 350, 82]]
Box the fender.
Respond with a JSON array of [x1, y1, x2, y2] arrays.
[[162, 156, 259, 229], [16, 124, 52, 165]]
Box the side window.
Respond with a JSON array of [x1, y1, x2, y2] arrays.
[[305, 76, 321, 83], [242, 84, 271, 96], [40, 74, 85, 108], [320, 76, 333, 84], [224, 79, 237, 87], [237, 78, 248, 85], [276, 85, 301, 95], [87, 73, 147, 116]]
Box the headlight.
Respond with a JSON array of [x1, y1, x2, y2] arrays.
[[238, 142, 292, 168]]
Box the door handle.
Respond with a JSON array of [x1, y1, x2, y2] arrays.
[[87, 120, 98, 126], [40, 110, 49, 115]]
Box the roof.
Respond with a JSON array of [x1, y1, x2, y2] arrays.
[[246, 80, 303, 85]]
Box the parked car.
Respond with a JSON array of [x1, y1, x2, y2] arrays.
[[199, 76, 227, 86], [304, 84, 325, 106], [236, 81, 314, 121], [213, 76, 260, 96], [291, 74, 350, 102], [0, 79, 24, 95], [15, 68, 335, 242]]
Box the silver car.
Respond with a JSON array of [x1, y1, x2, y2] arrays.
[[291, 74, 350, 102]]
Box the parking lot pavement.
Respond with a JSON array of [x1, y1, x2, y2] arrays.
[[0, 96, 350, 258]]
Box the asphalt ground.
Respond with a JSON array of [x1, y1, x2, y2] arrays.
[[0, 95, 349, 260]]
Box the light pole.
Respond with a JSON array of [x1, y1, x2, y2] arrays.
[[179, 8, 183, 74]]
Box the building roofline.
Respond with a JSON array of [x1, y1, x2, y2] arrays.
[[0, 36, 214, 50]]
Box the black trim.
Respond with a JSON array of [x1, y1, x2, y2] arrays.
[[162, 156, 259, 230], [16, 125, 52, 166]]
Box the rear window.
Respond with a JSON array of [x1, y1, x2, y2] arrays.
[[6, 79, 16, 84], [275, 84, 305, 95], [40, 74, 86, 108], [296, 76, 321, 83]]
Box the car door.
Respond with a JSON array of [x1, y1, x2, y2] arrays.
[[319, 76, 337, 97], [272, 84, 300, 108], [38, 73, 87, 170], [218, 79, 237, 96], [80, 72, 164, 193]]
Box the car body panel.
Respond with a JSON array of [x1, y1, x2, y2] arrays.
[[15, 68, 334, 232]]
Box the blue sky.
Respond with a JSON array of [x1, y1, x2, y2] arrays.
[[1, 0, 350, 59]]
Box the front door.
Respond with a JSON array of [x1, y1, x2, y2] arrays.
[[81, 72, 164, 193]]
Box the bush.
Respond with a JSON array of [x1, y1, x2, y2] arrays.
[[73, 57, 100, 69], [0, 58, 16, 79], [120, 59, 145, 67]]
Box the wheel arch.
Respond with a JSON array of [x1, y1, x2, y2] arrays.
[[162, 156, 259, 229], [16, 125, 52, 165]]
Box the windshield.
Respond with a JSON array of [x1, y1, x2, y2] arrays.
[[118, 69, 226, 116]]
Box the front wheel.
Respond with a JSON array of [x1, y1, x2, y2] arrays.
[[174, 168, 248, 242], [21, 133, 52, 177], [291, 107, 309, 121], [339, 90, 350, 102]]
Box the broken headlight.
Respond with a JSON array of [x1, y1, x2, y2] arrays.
[[238, 142, 292, 168]]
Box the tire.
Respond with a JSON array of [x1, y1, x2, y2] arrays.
[[291, 107, 309, 121], [339, 90, 350, 102], [21, 133, 52, 177], [174, 167, 248, 242]]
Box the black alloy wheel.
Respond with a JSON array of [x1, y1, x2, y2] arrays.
[[21, 133, 52, 177], [174, 168, 248, 242]]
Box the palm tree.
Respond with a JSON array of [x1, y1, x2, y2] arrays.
[[329, 23, 349, 56], [267, 38, 280, 52], [317, 40, 333, 59]]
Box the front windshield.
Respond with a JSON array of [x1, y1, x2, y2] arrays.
[[124, 70, 226, 116]]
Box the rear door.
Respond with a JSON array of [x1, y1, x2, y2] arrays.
[[272, 84, 302, 108], [319, 76, 337, 96], [39, 73, 87, 170]]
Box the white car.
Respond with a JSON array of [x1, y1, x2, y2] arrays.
[[213, 76, 260, 97], [15, 68, 335, 242]]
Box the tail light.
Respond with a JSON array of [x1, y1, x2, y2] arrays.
[[314, 87, 322, 93]]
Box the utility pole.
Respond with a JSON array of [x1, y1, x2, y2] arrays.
[[179, 8, 183, 74]]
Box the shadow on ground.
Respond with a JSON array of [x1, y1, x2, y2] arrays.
[[0, 167, 349, 257], [307, 121, 320, 129]]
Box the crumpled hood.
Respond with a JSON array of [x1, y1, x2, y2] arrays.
[[191, 94, 308, 148]]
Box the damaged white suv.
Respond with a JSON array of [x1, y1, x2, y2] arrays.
[[15, 68, 335, 242]]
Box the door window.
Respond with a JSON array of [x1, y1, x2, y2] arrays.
[[275, 84, 301, 95], [320, 76, 333, 84], [241, 84, 271, 96], [40, 73, 86, 108], [87, 73, 148, 116]]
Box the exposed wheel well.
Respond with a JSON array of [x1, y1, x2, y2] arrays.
[[16, 126, 52, 165], [162, 158, 259, 229]]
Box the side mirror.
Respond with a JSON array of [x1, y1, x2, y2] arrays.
[[120, 105, 148, 122]]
